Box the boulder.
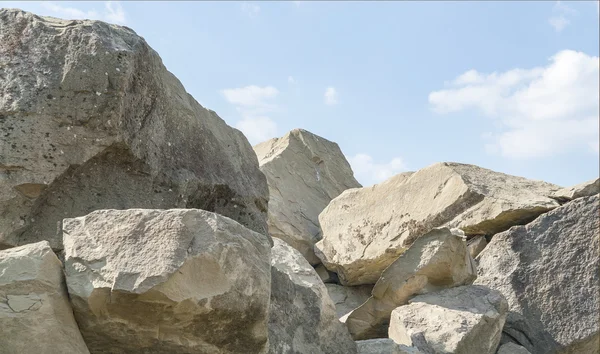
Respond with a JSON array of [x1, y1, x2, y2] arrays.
[[497, 343, 531, 354], [269, 238, 357, 354], [315, 162, 559, 285], [0, 9, 268, 250], [315, 264, 338, 283], [356, 339, 421, 354], [346, 228, 476, 340], [388, 285, 508, 354], [325, 283, 372, 319], [467, 235, 487, 258], [475, 194, 599, 354], [254, 129, 360, 264], [62, 209, 271, 354], [550, 178, 599, 203], [0, 241, 89, 354]]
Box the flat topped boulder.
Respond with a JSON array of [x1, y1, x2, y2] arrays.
[[62, 209, 271, 354], [255, 129, 360, 264], [550, 178, 599, 202], [0, 9, 268, 250], [315, 162, 560, 285]]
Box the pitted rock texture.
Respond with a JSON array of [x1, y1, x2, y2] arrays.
[[62, 209, 271, 354], [0, 9, 268, 250]]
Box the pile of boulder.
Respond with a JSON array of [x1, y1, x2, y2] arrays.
[[1, 8, 598, 354]]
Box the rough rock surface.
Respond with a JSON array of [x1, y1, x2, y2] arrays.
[[269, 238, 357, 354], [497, 343, 531, 354], [0, 241, 90, 354], [315, 264, 338, 283], [346, 228, 476, 340], [254, 129, 360, 264], [325, 283, 372, 319], [475, 194, 600, 354], [0, 9, 269, 250], [388, 285, 508, 354], [356, 339, 421, 354], [551, 178, 599, 202], [62, 209, 271, 354], [467, 235, 487, 258], [315, 162, 559, 285]]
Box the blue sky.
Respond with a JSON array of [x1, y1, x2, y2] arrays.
[[6, 1, 600, 187]]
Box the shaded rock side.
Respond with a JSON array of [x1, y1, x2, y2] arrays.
[[0, 9, 268, 250], [315, 162, 560, 286], [269, 238, 357, 354], [388, 285, 508, 354], [62, 209, 271, 354], [356, 339, 422, 354], [254, 129, 361, 264], [325, 283, 373, 319], [497, 343, 531, 354], [0, 241, 90, 354], [467, 235, 487, 258], [475, 194, 599, 354], [346, 228, 476, 340]]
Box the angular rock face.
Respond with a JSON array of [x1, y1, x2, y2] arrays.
[[0, 241, 89, 354], [346, 228, 476, 340], [0, 9, 269, 250], [467, 235, 487, 258], [62, 209, 271, 354], [550, 178, 599, 202], [269, 238, 357, 354], [497, 343, 531, 354], [315, 162, 560, 286], [325, 283, 372, 319], [356, 339, 421, 354], [388, 285, 508, 354], [254, 129, 361, 264], [475, 194, 600, 354]]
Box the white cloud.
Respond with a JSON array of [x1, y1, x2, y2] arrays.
[[548, 16, 569, 32], [548, 1, 576, 32], [324, 86, 338, 105], [221, 85, 280, 144], [241, 2, 260, 18], [348, 153, 407, 186], [39, 1, 127, 25], [429, 50, 599, 159], [288, 76, 296, 84]]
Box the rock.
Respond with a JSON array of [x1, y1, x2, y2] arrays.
[[62, 209, 271, 354], [269, 238, 357, 354], [550, 178, 599, 202], [315, 162, 560, 285], [315, 264, 338, 283], [346, 228, 476, 340], [325, 283, 373, 319], [0, 241, 89, 354], [0, 9, 269, 250], [254, 129, 361, 264], [388, 285, 508, 354], [356, 339, 421, 354], [467, 235, 487, 258], [475, 195, 600, 354], [497, 343, 531, 354]]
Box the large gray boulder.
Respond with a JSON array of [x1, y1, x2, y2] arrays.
[[388, 285, 508, 354], [497, 343, 531, 354], [550, 178, 599, 203], [315, 162, 560, 286], [356, 339, 421, 354], [0, 241, 89, 354], [346, 228, 476, 340], [254, 129, 360, 264], [62, 209, 271, 354], [325, 283, 372, 320], [269, 238, 357, 354], [475, 194, 599, 354], [0, 9, 268, 250]]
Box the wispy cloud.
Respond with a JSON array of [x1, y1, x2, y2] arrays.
[[241, 2, 260, 18], [429, 50, 599, 159], [548, 1, 576, 32], [348, 153, 407, 186], [39, 1, 127, 25], [324, 86, 338, 105]]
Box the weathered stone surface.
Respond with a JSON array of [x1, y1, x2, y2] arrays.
[[467, 235, 487, 258], [0, 9, 269, 250], [356, 339, 421, 354], [0, 241, 89, 354], [388, 285, 508, 354], [325, 283, 372, 319], [315, 162, 559, 285], [62, 209, 271, 354], [497, 343, 531, 354], [475, 195, 600, 354], [315, 264, 338, 283], [550, 178, 599, 202], [346, 228, 476, 340], [255, 129, 360, 264], [269, 238, 357, 354]]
